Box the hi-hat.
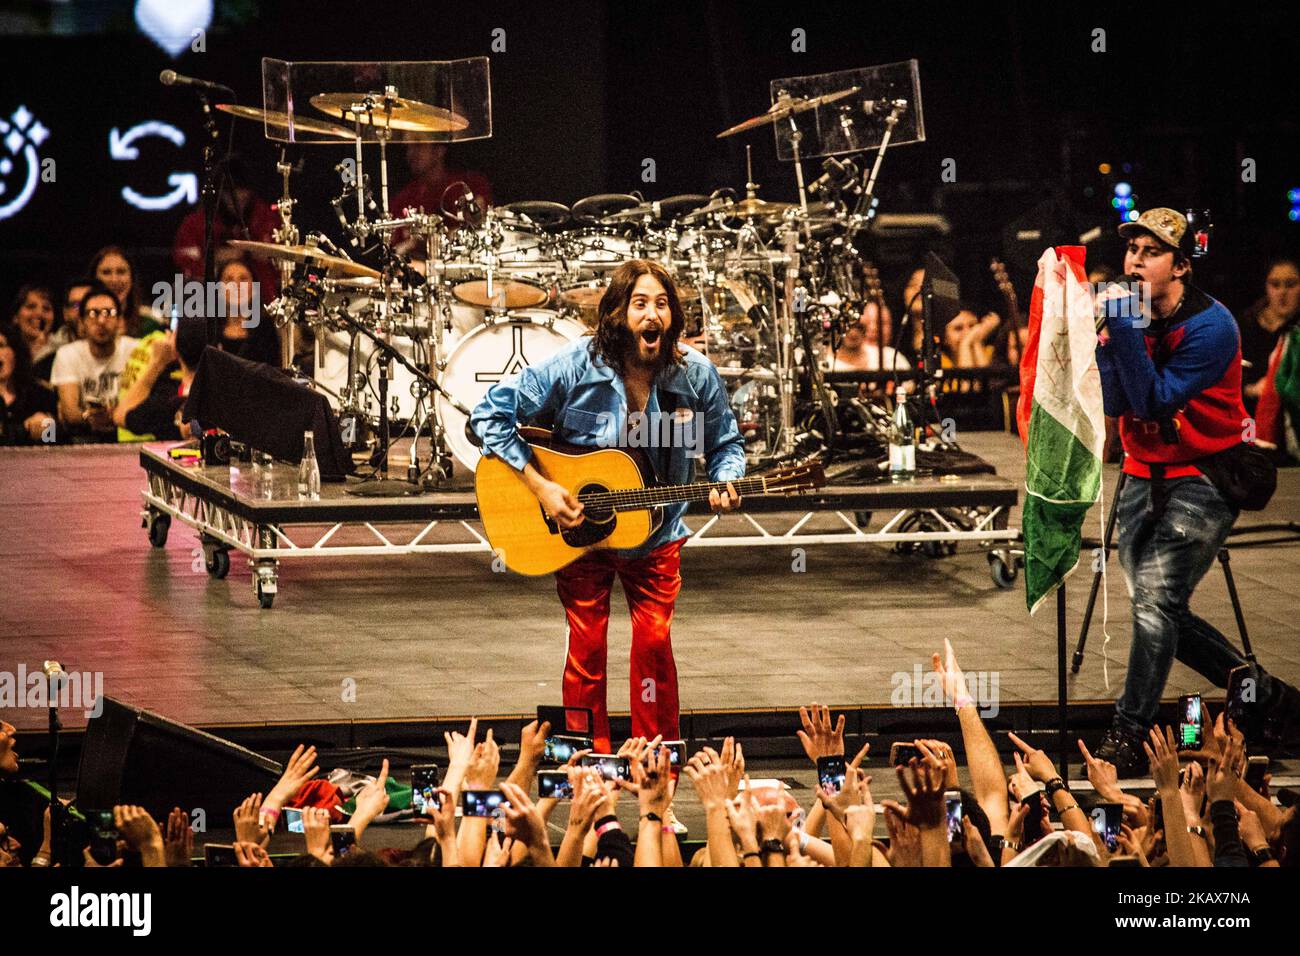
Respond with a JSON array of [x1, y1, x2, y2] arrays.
[[722, 198, 794, 219], [228, 240, 382, 279], [216, 104, 353, 139], [310, 92, 470, 133]]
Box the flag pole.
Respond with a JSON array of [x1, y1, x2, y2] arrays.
[[1057, 584, 1069, 784]]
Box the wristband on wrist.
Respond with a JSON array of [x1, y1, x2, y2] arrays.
[[953, 693, 975, 711], [595, 819, 622, 837], [760, 838, 784, 854], [1249, 846, 1274, 865], [259, 807, 281, 825], [741, 850, 762, 861], [1044, 778, 1068, 799], [642, 812, 662, 823]]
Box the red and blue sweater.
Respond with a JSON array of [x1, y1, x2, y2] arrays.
[[1096, 285, 1247, 479]]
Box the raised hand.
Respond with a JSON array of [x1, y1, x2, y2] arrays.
[[796, 703, 846, 762], [1008, 752, 1039, 802], [1115, 823, 1150, 866], [233, 793, 271, 847], [630, 746, 673, 819], [933, 638, 974, 709], [115, 806, 165, 867], [1179, 760, 1206, 824], [1007, 732, 1059, 784], [445, 717, 478, 773], [890, 759, 946, 829], [351, 759, 391, 838], [961, 818, 994, 867], [1143, 726, 1182, 793], [265, 744, 319, 815], [566, 768, 606, 835], [883, 804, 922, 867], [725, 780, 761, 855], [720, 736, 746, 799], [915, 739, 958, 789], [482, 833, 516, 868], [1207, 736, 1245, 805], [302, 806, 334, 864], [162, 807, 192, 867], [684, 760, 732, 811], [1078, 739, 1123, 801], [464, 730, 500, 789]]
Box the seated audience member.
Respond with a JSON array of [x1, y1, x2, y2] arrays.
[[49, 284, 138, 442], [1240, 257, 1299, 414], [113, 317, 206, 441], [8, 284, 57, 380], [0, 324, 58, 445], [89, 245, 163, 337], [31, 277, 95, 384], [1254, 316, 1300, 462], [215, 254, 281, 367], [953, 308, 1004, 368], [828, 300, 910, 374]]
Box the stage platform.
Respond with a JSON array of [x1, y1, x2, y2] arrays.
[[3, 432, 1299, 748]]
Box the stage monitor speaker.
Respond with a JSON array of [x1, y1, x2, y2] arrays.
[[76, 697, 283, 821]]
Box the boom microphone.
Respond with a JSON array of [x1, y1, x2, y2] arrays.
[[159, 70, 235, 94]]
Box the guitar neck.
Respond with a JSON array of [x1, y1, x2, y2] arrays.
[[579, 475, 776, 512]]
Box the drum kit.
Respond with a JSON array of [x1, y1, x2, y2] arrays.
[[216, 68, 920, 491]]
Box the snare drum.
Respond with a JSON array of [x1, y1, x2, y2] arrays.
[[436, 312, 585, 471]]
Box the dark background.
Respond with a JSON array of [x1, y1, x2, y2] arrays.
[[0, 0, 1296, 317]]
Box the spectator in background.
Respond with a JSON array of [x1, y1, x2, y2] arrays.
[[89, 245, 163, 337], [215, 254, 281, 367], [1239, 258, 1300, 414], [0, 324, 57, 445], [391, 143, 493, 233], [172, 158, 280, 293], [113, 317, 205, 441], [32, 277, 96, 384], [8, 284, 56, 377], [50, 283, 138, 442]]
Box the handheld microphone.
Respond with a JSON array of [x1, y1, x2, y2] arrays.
[[159, 70, 235, 94]]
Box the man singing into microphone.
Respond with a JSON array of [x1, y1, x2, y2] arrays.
[[1093, 208, 1300, 774], [470, 260, 746, 757]]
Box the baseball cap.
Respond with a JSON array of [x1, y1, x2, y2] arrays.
[[1117, 207, 1188, 252]]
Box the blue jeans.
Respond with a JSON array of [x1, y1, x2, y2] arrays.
[[1113, 473, 1243, 737]]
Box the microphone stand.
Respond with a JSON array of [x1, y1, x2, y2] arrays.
[[45, 664, 62, 864]]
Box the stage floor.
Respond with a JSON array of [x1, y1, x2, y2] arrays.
[[4, 433, 1299, 733]]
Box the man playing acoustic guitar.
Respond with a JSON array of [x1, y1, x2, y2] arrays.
[[470, 259, 747, 756]]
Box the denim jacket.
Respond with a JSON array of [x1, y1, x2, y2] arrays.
[[469, 337, 747, 558]]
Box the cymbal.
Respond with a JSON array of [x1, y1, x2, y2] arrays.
[[310, 92, 469, 133], [215, 104, 353, 140], [571, 193, 641, 222], [716, 85, 860, 139], [500, 201, 571, 228], [723, 198, 794, 219], [228, 240, 382, 279], [452, 278, 550, 310]]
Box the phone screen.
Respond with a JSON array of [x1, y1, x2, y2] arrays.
[[944, 790, 963, 842], [88, 810, 119, 865], [462, 789, 506, 819], [654, 741, 687, 767], [1178, 694, 1203, 750], [1226, 666, 1253, 730], [411, 764, 442, 815], [581, 754, 631, 782], [817, 755, 847, 794], [284, 807, 304, 834], [329, 826, 357, 857], [544, 734, 592, 765], [890, 742, 922, 766], [1091, 803, 1123, 851], [538, 771, 574, 800]]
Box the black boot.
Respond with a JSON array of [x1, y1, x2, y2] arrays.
[[1094, 721, 1148, 779], [1256, 670, 1300, 747]]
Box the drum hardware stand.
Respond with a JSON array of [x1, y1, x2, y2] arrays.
[[272, 147, 306, 375], [337, 308, 471, 497]]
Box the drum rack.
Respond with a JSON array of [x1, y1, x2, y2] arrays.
[[139, 444, 1022, 609]]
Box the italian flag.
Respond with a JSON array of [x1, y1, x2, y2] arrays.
[[1015, 246, 1104, 614]]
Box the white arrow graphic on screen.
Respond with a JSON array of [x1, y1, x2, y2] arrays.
[[110, 122, 186, 159], [123, 173, 197, 211]]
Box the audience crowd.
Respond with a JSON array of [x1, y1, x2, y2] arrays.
[[2, 641, 1294, 869]]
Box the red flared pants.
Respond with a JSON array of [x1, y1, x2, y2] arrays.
[[554, 538, 683, 753]]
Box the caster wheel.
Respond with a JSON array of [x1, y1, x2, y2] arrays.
[[256, 580, 275, 609], [989, 554, 1018, 588], [148, 513, 171, 548], [205, 548, 230, 579]]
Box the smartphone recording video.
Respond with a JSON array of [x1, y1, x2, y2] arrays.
[[543, 733, 593, 766], [581, 754, 631, 782], [817, 755, 847, 794], [890, 742, 923, 766], [284, 807, 305, 834], [654, 740, 687, 767], [944, 790, 963, 843], [461, 789, 507, 819], [537, 770, 574, 800], [411, 763, 442, 817], [1177, 693, 1203, 751], [1091, 802, 1123, 852]]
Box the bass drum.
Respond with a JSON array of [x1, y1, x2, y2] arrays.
[[314, 328, 432, 424], [437, 312, 586, 471]]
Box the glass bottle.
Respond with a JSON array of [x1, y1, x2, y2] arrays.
[[298, 431, 320, 500], [889, 398, 916, 482]]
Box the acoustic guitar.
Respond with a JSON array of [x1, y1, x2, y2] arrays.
[[475, 426, 826, 575]]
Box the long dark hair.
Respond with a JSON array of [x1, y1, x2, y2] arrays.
[[590, 259, 686, 377], [88, 245, 143, 336], [0, 322, 36, 396]]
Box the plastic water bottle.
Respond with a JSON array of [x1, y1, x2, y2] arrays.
[[251, 450, 274, 499], [298, 431, 320, 500], [889, 398, 915, 482]]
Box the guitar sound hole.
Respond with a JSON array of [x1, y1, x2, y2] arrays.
[[578, 482, 615, 524]]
